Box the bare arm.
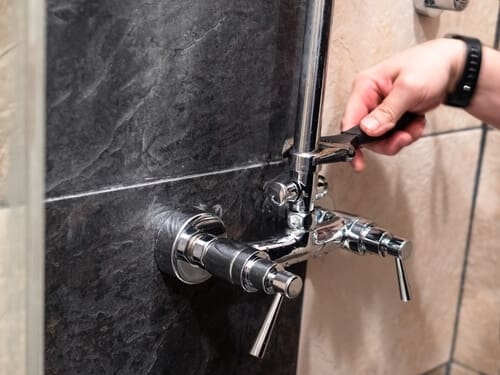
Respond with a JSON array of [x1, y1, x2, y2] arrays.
[[467, 46, 500, 127]]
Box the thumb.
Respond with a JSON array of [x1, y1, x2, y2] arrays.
[[360, 81, 416, 136]]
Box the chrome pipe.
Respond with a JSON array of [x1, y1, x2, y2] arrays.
[[290, 0, 333, 214], [294, 0, 333, 154]]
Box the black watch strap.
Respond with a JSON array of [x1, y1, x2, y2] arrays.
[[445, 34, 482, 108]]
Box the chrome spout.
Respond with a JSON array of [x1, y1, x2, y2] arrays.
[[250, 231, 310, 267]]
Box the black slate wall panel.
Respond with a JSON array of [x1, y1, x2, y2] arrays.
[[45, 0, 307, 374], [45, 168, 305, 374], [46, 0, 305, 197]]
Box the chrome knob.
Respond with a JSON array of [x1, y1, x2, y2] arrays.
[[382, 236, 412, 260], [268, 267, 303, 299], [267, 181, 299, 207]]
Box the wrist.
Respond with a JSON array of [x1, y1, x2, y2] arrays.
[[443, 38, 467, 94], [444, 35, 483, 108]]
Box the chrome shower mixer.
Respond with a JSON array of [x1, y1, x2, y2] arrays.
[[154, 0, 414, 359]]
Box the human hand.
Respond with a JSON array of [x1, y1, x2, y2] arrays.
[[341, 38, 466, 171]]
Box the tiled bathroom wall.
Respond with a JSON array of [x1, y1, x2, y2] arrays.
[[14, 0, 499, 374], [453, 129, 500, 374], [298, 1, 500, 374], [0, 1, 21, 372], [0, 0, 15, 203], [44, 1, 307, 374]]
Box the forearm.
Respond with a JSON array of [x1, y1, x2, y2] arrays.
[[465, 46, 500, 128]]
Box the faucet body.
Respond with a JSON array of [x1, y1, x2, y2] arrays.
[[154, 0, 413, 359]]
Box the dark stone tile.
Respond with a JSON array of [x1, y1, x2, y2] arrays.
[[46, 0, 306, 197], [45, 166, 305, 375]]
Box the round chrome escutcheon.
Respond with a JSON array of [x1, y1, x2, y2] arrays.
[[171, 212, 226, 284]]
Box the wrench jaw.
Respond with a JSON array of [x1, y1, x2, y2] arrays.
[[313, 142, 356, 165]]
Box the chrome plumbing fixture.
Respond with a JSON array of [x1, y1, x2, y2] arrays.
[[154, 0, 414, 359], [414, 0, 469, 17], [154, 210, 303, 299]]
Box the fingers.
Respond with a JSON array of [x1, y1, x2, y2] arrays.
[[350, 117, 425, 172], [351, 149, 365, 172], [364, 115, 426, 155], [360, 78, 422, 136], [341, 69, 427, 170], [341, 74, 385, 131]]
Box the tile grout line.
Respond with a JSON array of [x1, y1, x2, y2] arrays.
[[495, 3, 500, 49], [44, 126, 484, 205], [422, 125, 483, 139], [452, 360, 489, 375], [451, 361, 486, 375], [45, 160, 286, 203], [446, 124, 488, 373], [419, 361, 449, 375], [294, 263, 308, 375]]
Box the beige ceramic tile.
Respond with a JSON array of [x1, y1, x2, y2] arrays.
[[0, 208, 6, 372], [321, 0, 497, 138], [450, 362, 481, 375], [454, 131, 500, 375], [298, 130, 481, 375], [0, 1, 44, 374], [424, 363, 447, 375], [0, 207, 27, 375], [0, 0, 18, 205], [421, 362, 480, 375]]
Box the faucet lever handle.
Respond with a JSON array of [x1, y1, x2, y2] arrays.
[[250, 293, 284, 359], [395, 257, 412, 302]]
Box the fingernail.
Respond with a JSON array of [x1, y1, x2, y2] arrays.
[[362, 117, 379, 131]]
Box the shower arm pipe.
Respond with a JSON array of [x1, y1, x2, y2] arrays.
[[290, 0, 333, 214]]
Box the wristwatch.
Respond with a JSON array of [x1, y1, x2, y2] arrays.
[[445, 34, 482, 108]]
